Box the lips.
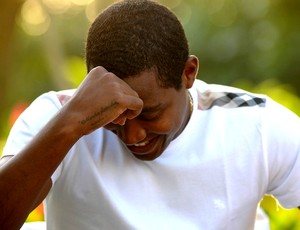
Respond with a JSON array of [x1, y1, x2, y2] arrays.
[[126, 136, 160, 156], [133, 140, 150, 147]]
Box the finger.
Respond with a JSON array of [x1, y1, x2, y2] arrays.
[[89, 66, 109, 76], [120, 95, 143, 119], [126, 109, 141, 120], [112, 114, 127, 126]]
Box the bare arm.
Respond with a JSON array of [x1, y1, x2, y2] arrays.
[[0, 155, 52, 210], [0, 109, 79, 229], [0, 66, 143, 229], [0, 155, 52, 212]]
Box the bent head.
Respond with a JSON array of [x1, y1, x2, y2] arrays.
[[86, 0, 189, 89], [85, 0, 199, 160], [104, 58, 197, 160]]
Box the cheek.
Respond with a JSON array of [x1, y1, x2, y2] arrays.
[[150, 115, 183, 135]]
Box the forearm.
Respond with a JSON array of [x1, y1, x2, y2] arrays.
[[0, 108, 81, 229], [0, 67, 143, 229]]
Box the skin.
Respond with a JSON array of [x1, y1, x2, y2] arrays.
[[105, 61, 196, 160], [0, 56, 199, 229]]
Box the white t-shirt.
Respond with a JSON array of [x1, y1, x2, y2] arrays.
[[3, 80, 300, 229]]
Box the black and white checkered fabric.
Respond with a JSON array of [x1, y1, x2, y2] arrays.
[[209, 92, 266, 109]]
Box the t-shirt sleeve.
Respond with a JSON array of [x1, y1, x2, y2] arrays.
[[263, 98, 300, 208], [2, 91, 64, 183]]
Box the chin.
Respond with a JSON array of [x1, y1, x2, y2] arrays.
[[132, 152, 162, 161]]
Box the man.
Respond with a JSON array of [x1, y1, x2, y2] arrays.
[[1, 0, 299, 229]]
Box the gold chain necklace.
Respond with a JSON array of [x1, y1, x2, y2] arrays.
[[188, 91, 194, 115]]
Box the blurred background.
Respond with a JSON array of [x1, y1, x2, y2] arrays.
[[1, 0, 300, 229]]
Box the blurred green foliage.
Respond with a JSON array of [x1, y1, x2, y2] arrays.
[[1, 0, 300, 229], [261, 196, 300, 230]]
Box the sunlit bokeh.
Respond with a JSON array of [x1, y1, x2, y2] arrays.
[[71, 0, 94, 6], [85, 0, 101, 23], [205, 0, 225, 14], [206, 30, 240, 62], [160, 0, 182, 9], [208, 0, 238, 27], [173, 2, 192, 26], [240, 0, 270, 19], [19, 0, 50, 36], [251, 20, 279, 50], [42, 0, 72, 14], [19, 0, 98, 35]]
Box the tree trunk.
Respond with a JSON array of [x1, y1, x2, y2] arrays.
[[0, 0, 24, 137]]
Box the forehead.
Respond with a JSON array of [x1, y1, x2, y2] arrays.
[[124, 70, 169, 106]]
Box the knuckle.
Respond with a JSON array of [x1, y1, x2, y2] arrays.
[[90, 66, 105, 74], [114, 92, 125, 104], [108, 82, 123, 96]]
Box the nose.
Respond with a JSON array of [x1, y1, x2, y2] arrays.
[[118, 119, 146, 145]]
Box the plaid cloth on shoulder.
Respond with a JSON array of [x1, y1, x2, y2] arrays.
[[198, 91, 266, 110]]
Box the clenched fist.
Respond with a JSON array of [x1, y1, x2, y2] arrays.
[[62, 66, 143, 136]]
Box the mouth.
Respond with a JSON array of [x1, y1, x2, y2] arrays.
[[132, 140, 150, 147], [126, 136, 160, 156]]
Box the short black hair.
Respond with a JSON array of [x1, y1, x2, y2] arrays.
[[86, 0, 189, 90]]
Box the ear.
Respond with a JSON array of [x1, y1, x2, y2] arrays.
[[181, 55, 199, 89]]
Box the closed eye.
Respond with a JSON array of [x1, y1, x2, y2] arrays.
[[138, 113, 161, 121]]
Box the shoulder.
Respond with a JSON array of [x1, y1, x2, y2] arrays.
[[2, 89, 76, 156], [192, 80, 267, 111]]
